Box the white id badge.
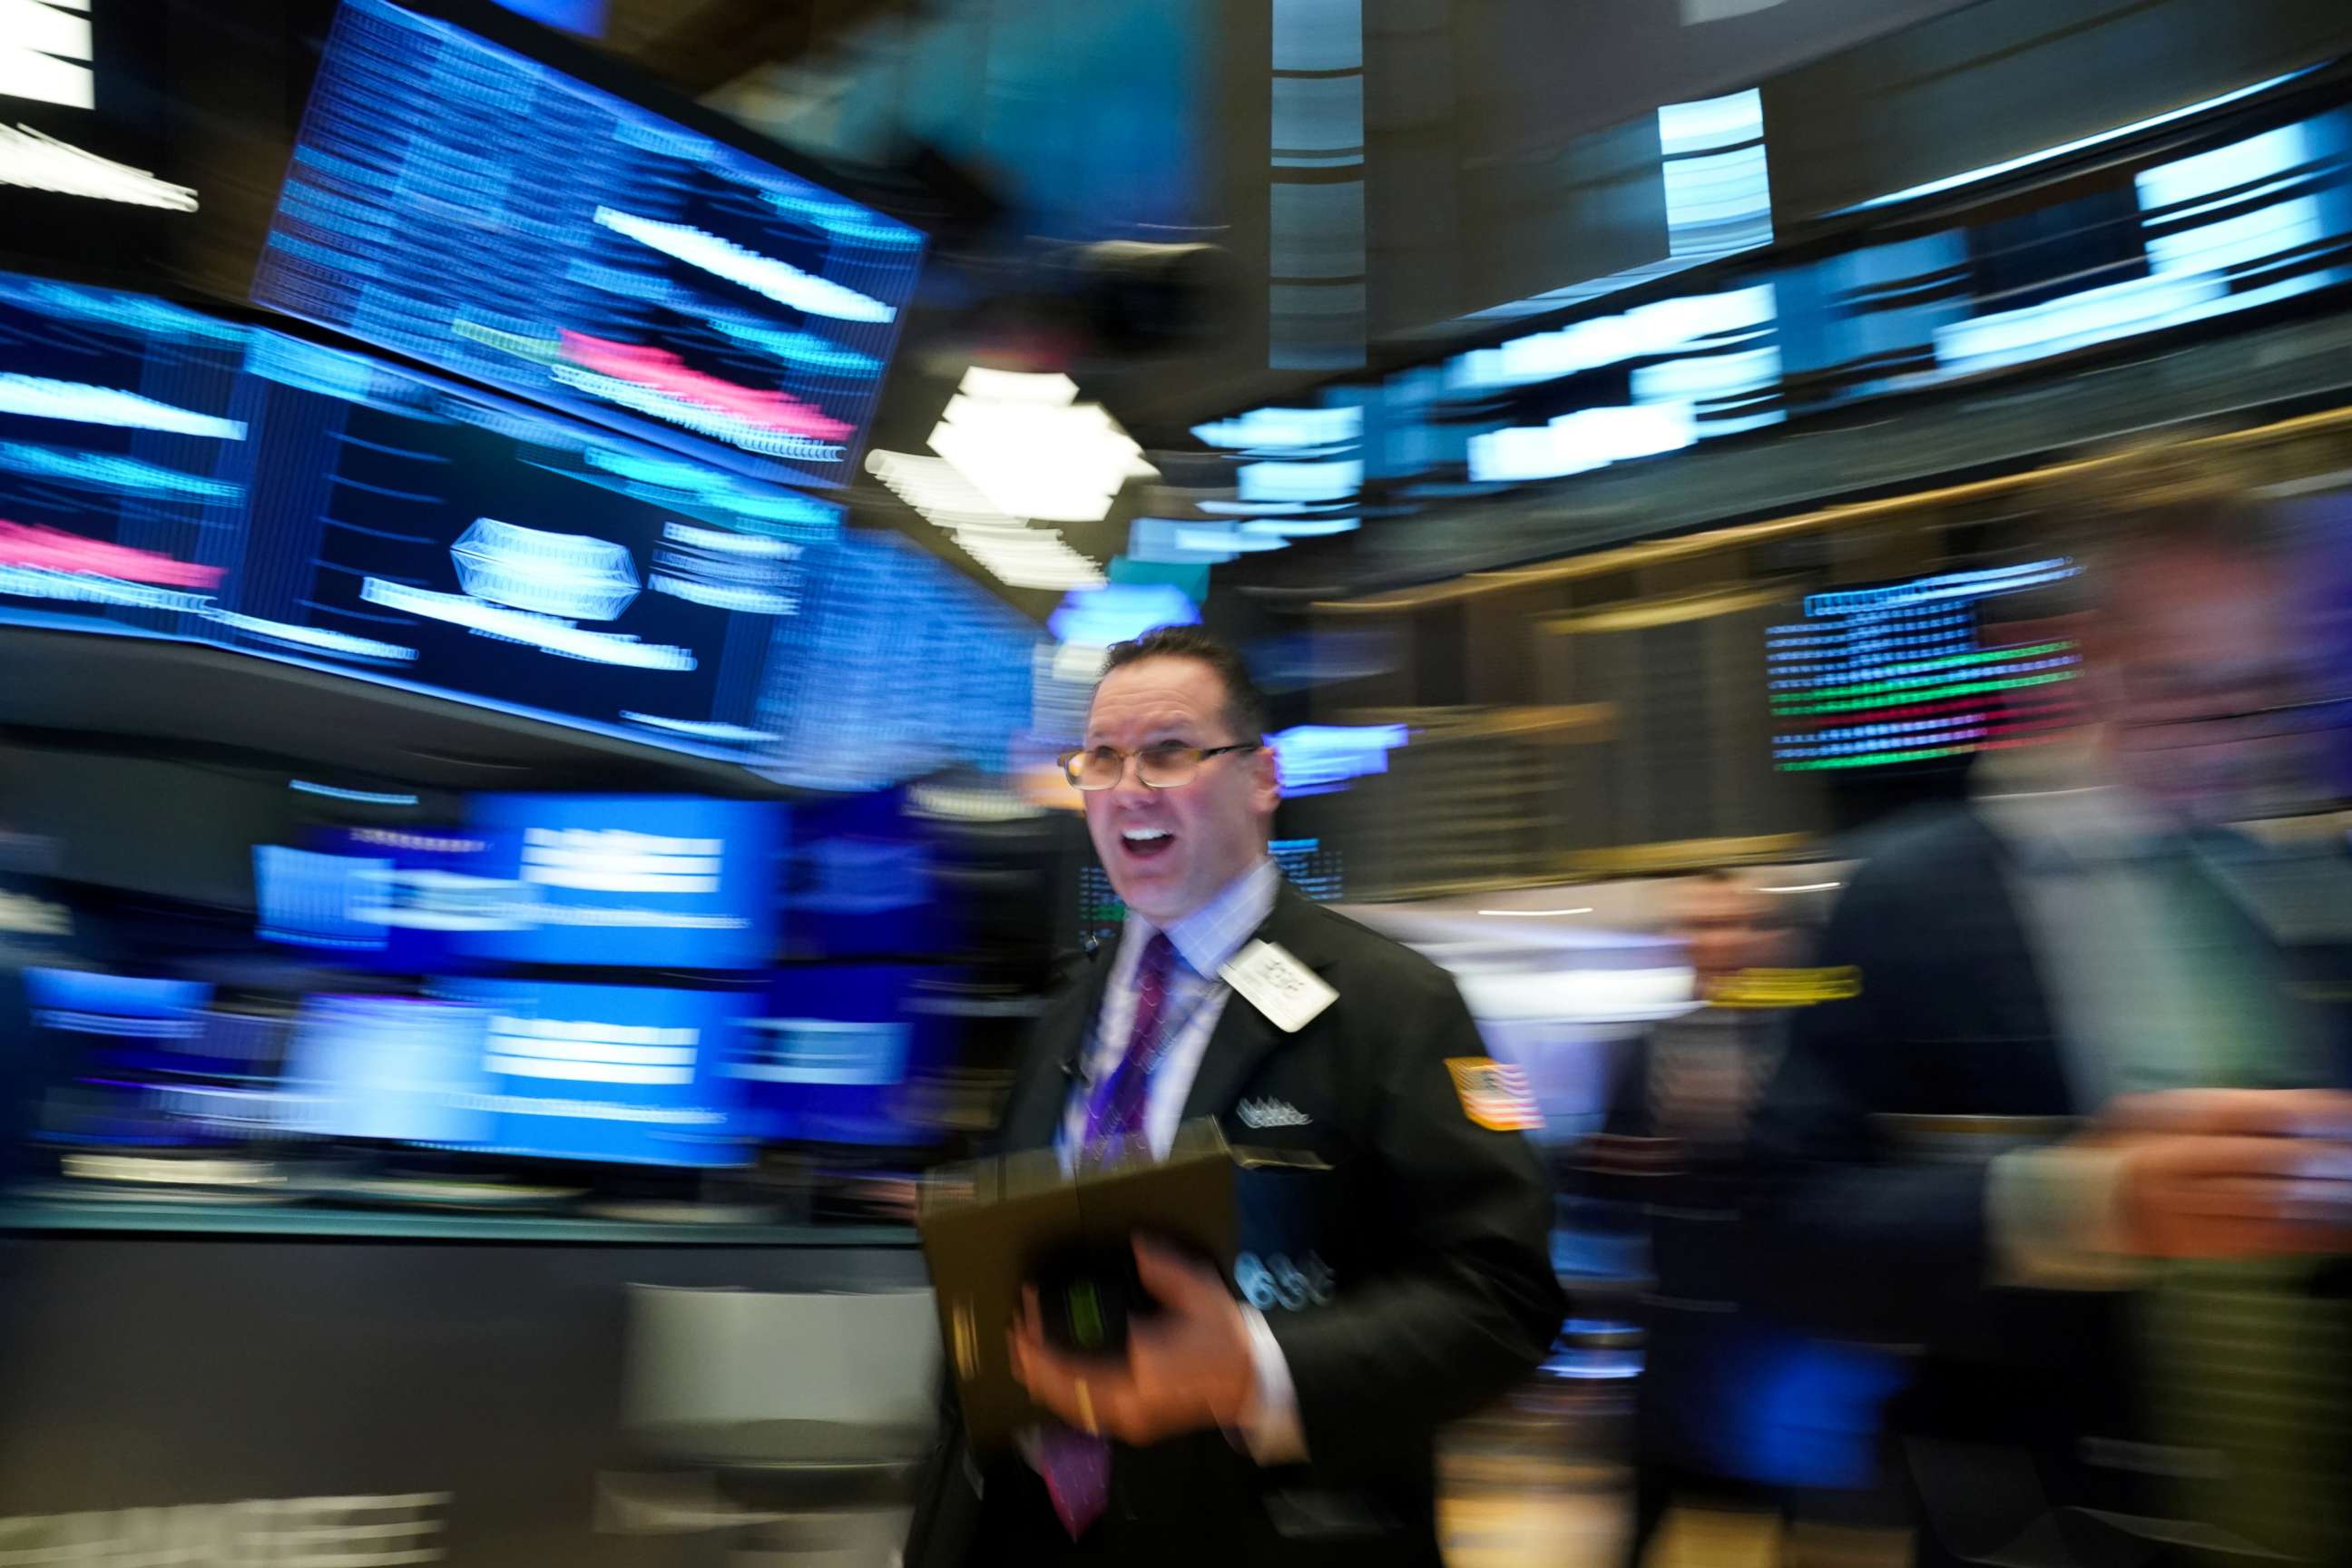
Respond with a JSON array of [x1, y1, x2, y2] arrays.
[[1220, 940, 1338, 1034]]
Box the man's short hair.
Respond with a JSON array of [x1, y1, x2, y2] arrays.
[[1100, 625, 1269, 743]]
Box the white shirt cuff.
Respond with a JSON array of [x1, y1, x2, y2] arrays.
[[1231, 1306, 1309, 1465], [1986, 1143, 2151, 1290]]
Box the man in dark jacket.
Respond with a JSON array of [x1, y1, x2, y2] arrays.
[[1586, 873, 1904, 1568], [906, 625, 1563, 1568], [1750, 449, 2352, 1568]]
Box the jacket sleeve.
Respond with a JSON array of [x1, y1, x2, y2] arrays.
[[1268, 971, 1565, 1476]]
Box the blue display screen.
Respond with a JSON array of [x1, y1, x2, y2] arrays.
[[435, 977, 754, 1166], [462, 794, 783, 970], [733, 964, 949, 1147], [279, 993, 495, 1145], [24, 968, 229, 1146], [256, 825, 505, 970], [781, 788, 936, 959], [253, 0, 926, 489], [0, 268, 838, 764]]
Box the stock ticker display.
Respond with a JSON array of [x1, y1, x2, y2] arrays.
[[0, 267, 848, 764], [251, 0, 926, 490], [1766, 560, 2085, 771]]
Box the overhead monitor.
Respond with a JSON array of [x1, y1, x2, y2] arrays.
[[461, 794, 783, 971], [22, 968, 226, 1147], [434, 977, 755, 1166], [255, 826, 505, 969], [0, 267, 838, 765], [251, 0, 926, 489], [732, 964, 955, 1148], [279, 993, 496, 1145]]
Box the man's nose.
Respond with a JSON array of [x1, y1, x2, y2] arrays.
[[1107, 753, 1157, 803]]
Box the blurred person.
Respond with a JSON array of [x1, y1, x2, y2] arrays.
[[1752, 446, 2352, 1568], [906, 625, 1563, 1568], [1583, 874, 1901, 1568]]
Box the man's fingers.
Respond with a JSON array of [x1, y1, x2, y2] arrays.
[[2124, 1132, 2352, 1257], [1132, 1238, 1220, 1309], [1013, 1335, 1154, 1439], [2109, 1089, 2352, 1140], [2172, 1133, 2352, 1182]]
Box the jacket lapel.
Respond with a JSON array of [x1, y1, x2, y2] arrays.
[[1180, 885, 1337, 1123], [996, 952, 1118, 1153]]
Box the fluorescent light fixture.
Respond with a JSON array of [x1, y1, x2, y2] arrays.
[[928, 368, 1156, 523], [0, 124, 199, 211], [1833, 68, 2318, 216], [0, 1, 93, 111], [1478, 906, 1593, 917], [866, 447, 1107, 590], [1759, 882, 1840, 895]]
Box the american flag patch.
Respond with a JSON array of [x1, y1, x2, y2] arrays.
[[1445, 1057, 1542, 1132]]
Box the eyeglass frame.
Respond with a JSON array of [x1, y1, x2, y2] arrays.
[[2117, 694, 2352, 748], [1057, 740, 1262, 791]]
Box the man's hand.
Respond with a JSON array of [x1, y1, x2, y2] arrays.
[[2096, 1090, 2352, 1259], [1009, 1239, 1256, 1446]]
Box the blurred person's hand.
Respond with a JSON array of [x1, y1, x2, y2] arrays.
[[2094, 1090, 2352, 1259], [1009, 1238, 1255, 1445], [2103, 1088, 2352, 1140]]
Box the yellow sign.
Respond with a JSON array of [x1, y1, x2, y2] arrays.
[[1709, 966, 1861, 1010]]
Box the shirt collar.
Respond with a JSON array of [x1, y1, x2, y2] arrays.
[[1973, 731, 2173, 870], [1122, 856, 1280, 980]]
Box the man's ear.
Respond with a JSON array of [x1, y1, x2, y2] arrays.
[[1251, 741, 1282, 815]]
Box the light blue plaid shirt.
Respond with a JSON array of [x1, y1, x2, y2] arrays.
[[1049, 852, 1305, 1464], [1061, 855, 1281, 1162]]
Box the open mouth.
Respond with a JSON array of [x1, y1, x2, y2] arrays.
[[1119, 827, 1175, 861]]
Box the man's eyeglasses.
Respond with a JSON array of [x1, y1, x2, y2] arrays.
[[2120, 695, 2352, 748], [1058, 741, 1260, 791]]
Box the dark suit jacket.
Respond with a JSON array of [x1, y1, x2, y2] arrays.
[[1748, 803, 2352, 1566], [906, 884, 1564, 1568]]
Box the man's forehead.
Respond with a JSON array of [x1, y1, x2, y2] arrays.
[[1085, 659, 1220, 730], [1673, 881, 1760, 919]]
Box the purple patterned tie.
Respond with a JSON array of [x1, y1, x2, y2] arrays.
[[1038, 932, 1177, 1539]]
